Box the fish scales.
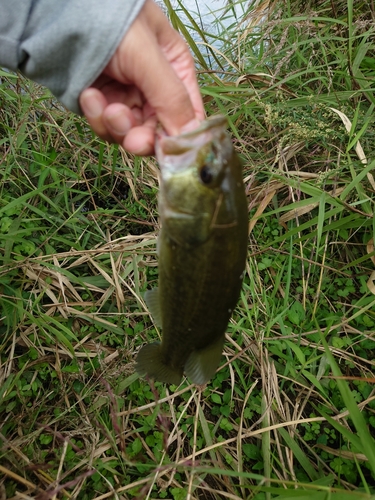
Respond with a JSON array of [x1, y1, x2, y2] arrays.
[[136, 115, 248, 386]]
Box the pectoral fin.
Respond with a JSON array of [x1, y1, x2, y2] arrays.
[[184, 334, 225, 385], [163, 209, 212, 246], [144, 288, 162, 328], [136, 342, 182, 385]]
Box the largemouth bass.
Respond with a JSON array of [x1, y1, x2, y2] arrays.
[[136, 115, 248, 385]]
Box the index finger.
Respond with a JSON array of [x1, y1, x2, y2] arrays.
[[107, 0, 204, 135]]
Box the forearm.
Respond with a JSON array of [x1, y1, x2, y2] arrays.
[[0, 0, 145, 113]]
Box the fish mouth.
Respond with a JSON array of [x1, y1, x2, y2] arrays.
[[155, 115, 229, 171], [155, 115, 228, 160]]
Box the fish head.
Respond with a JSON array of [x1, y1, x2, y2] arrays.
[[156, 115, 243, 247]]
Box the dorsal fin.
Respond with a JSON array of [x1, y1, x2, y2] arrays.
[[144, 288, 162, 328]]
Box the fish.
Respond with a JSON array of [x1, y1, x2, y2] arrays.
[[135, 115, 248, 386]]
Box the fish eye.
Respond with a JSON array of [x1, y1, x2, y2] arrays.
[[199, 164, 213, 184]]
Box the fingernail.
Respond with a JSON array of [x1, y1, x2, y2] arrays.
[[107, 110, 132, 136], [180, 118, 201, 134], [80, 89, 103, 118]]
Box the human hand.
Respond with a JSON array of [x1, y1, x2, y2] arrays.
[[79, 0, 205, 156]]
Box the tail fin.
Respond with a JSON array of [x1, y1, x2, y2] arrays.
[[136, 342, 183, 385], [184, 334, 225, 386]]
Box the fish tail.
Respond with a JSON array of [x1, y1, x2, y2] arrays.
[[136, 342, 182, 385], [185, 334, 225, 386]]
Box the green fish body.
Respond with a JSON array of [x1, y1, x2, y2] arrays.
[[136, 115, 248, 385]]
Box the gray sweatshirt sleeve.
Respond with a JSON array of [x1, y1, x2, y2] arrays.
[[0, 0, 146, 113]]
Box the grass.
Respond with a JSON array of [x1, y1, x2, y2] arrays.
[[2, 0, 375, 497]]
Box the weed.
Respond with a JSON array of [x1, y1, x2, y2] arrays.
[[2, 0, 375, 498]]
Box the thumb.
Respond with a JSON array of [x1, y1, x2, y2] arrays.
[[106, 2, 203, 135]]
